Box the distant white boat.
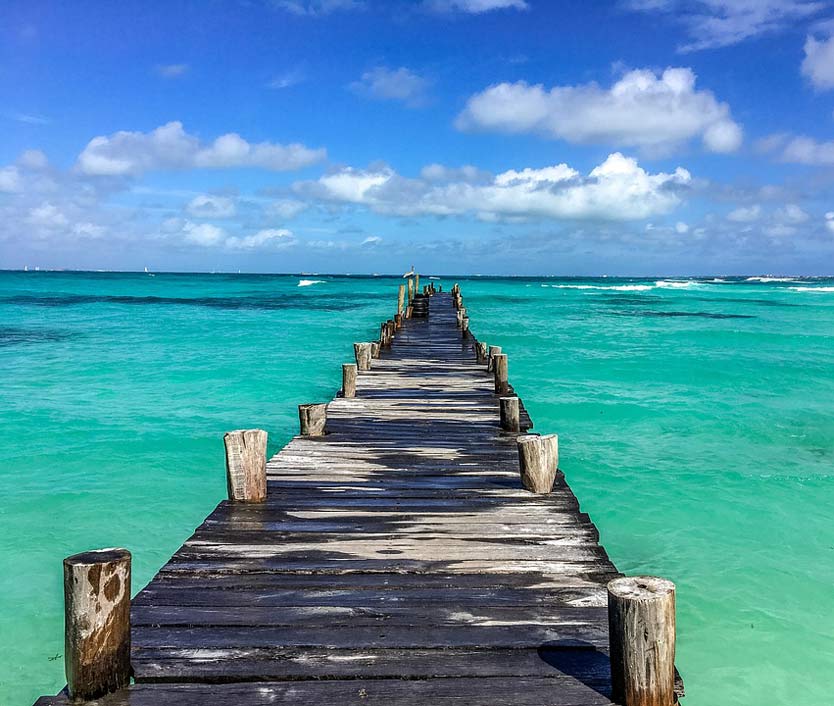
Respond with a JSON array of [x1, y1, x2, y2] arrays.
[[24, 265, 28, 272]]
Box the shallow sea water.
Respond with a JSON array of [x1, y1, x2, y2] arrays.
[[1, 272, 833, 705]]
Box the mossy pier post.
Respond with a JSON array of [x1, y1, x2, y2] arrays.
[[36, 280, 683, 706]]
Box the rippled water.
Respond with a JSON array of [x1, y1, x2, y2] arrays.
[[2, 272, 833, 705]]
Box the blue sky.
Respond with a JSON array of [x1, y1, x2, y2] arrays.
[[3, 0, 834, 274]]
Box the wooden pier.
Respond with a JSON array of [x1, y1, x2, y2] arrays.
[[35, 283, 682, 706]]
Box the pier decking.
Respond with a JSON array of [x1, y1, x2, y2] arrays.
[[35, 289, 679, 706]]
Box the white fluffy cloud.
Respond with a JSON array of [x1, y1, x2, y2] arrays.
[[76, 121, 326, 176], [186, 194, 237, 218], [170, 219, 296, 250], [274, 0, 364, 15], [424, 0, 528, 12], [0, 167, 21, 193], [760, 133, 834, 164], [27, 202, 69, 229], [266, 198, 309, 219], [225, 228, 296, 250], [627, 0, 825, 52], [156, 64, 189, 78], [802, 32, 834, 89], [349, 67, 430, 107], [295, 153, 692, 221], [727, 204, 762, 221], [456, 68, 742, 154]]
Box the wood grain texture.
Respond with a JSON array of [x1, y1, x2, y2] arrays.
[[63, 548, 131, 700], [608, 576, 676, 706], [224, 430, 267, 502], [298, 404, 327, 437]]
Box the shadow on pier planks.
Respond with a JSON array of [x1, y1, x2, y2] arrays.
[[36, 291, 628, 706]]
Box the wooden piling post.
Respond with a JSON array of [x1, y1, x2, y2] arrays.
[[541, 433, 559, 477], [371, 341, 380, 359], [398, 284, 405, 315], [494, 353, 509, 394], [394, 313, 402, 330], [63, 548, 131, 701], [461, 317, 470, 336], [354, 342, 373, 371], [608, 576, 677, 706], [407, 277, 414, 305], [516, 434, 557, 493], [224, 429, 268, 502], [477, 341, 488, 365], [487, 345, 502, 372], [499, 396, 520, 432], [406, 304, 413, 319], [380, 322, 389, 347], [299, 403, 327, 436], [342, 363, 357, 398], [415, 274, 420, 293]]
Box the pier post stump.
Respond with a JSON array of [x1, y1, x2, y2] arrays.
[[499, 396, 520, 432], [541, 433, 559, 477], [607, 576, 677, 706], [299, 403, 327, 436], [342, 363, 357, 398], [516, 434, 556, 493], [487, 345, 502, 372], [477, 341, 488, 365], [63, 548, 131, 701], [461, 317, 470, 336], [354, 342, 373, 371], [394, 313, 402, 330], [398, 284, 405, 315], [371, 341, 380, 359], [494, 353, 509, 394], [224, 429, 268, 502], [406, 305, 413, 319]]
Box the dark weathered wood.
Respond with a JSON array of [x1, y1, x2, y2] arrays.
[[488, 344, 503, 372], [608, 576, 676, 706], [341, 364, 357, 398], [353, 342, 372, 371], [224, 430, 267, 502], [298, 403, 327, 436], [63, 548, 131, 700], [517, 434, 556, 494], [477, 341, 488, 364], [494, 353, 509, 394], [500, 396, 521, 432]]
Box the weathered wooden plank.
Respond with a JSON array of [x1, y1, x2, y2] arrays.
[[35, 676, 616, 705], [131, 647, 612, 683]]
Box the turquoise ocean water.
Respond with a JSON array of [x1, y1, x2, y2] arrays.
[[1, 272, 833, 705]]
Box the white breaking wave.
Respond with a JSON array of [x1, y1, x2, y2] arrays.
[[298, 279, 325, 287], [654, 280, 700, 289], [745, 276, 796, 283], [550, 284, 655, 291], [788, 286, 834, 293]]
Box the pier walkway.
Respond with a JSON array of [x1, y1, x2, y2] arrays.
[[35, 289, 677, 706]]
